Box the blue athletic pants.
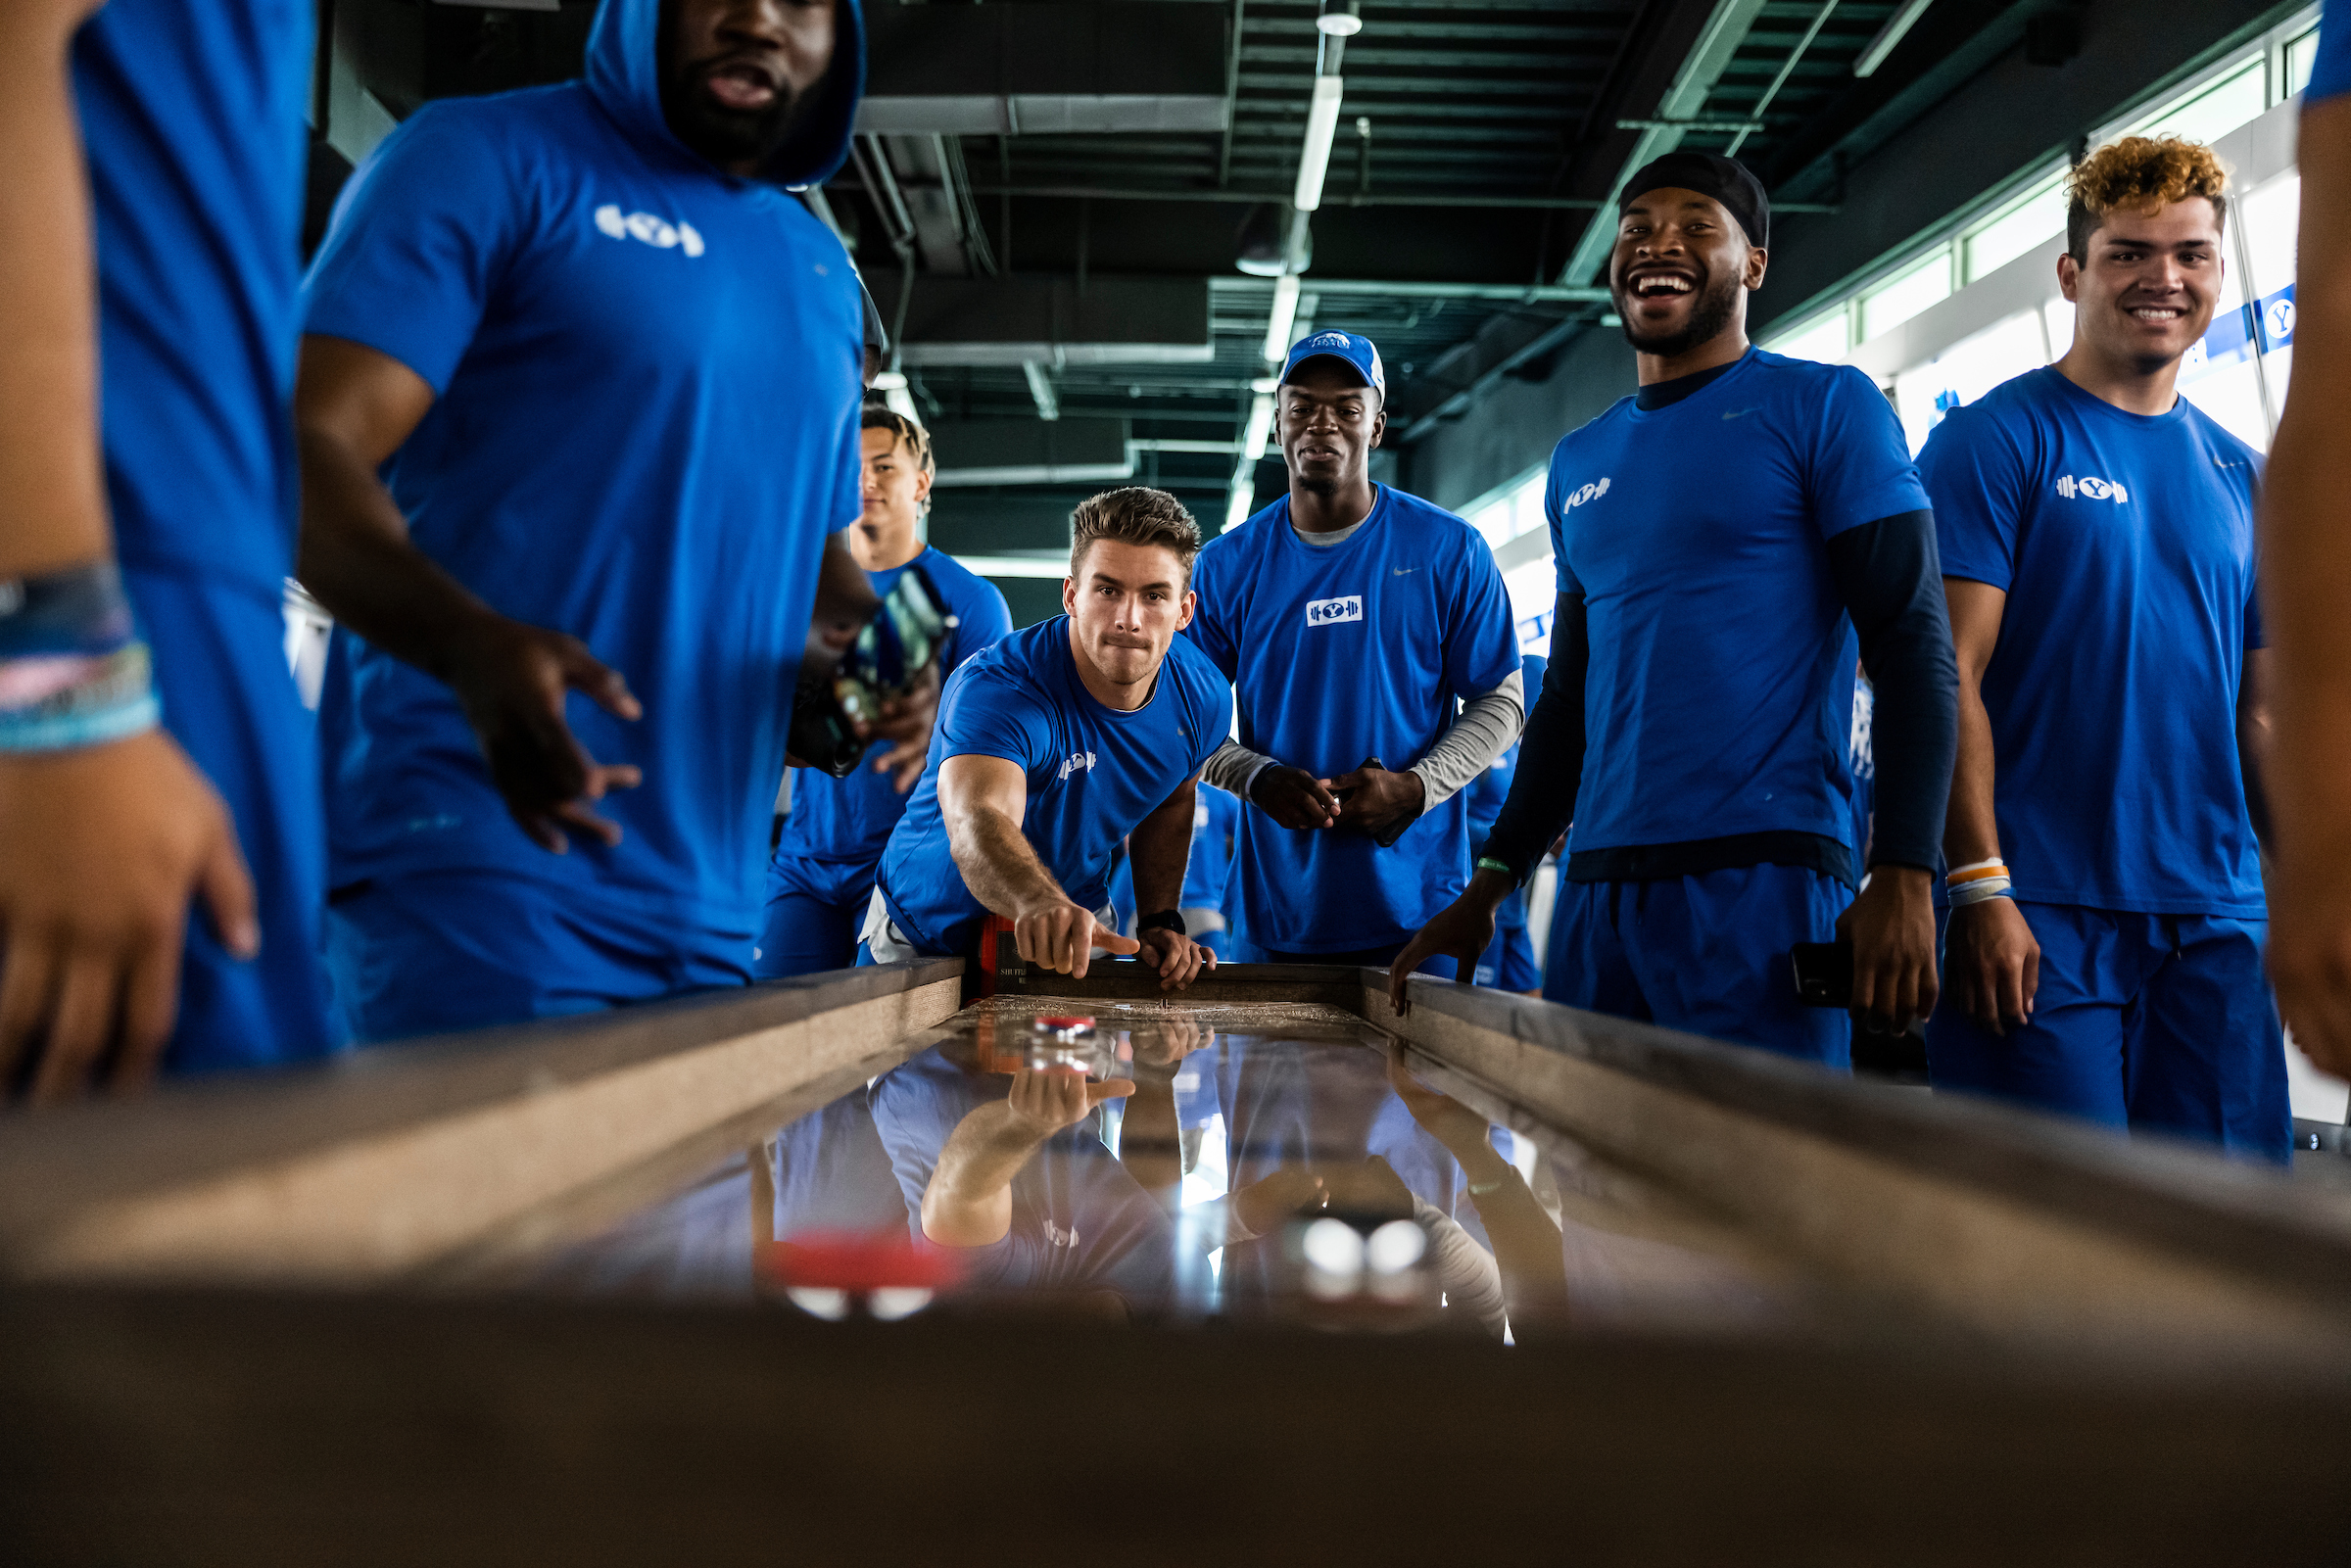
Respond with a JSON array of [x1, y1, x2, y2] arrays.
[[1474, 886, 1540, 991], [325, 869, 753, 1042], [1543, 865, 1852, 1069], [756, 853, 874, 980], [1924, 902, 2290, 1163], [128, 566, 335, 1071]]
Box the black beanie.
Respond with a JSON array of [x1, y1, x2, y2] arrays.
[[1618, 152, 1769, 249]]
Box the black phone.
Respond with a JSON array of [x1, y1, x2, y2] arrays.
[[1790, 940, 1853, 1009]]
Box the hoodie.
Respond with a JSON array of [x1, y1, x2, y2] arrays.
[[304, 0, 871, 969]]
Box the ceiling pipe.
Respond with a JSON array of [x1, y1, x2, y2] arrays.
[[1229, 0, 1355, 526], [1555, 0, 1772, 286], [1854, 0, 1936, 77], [1728, 0, 1841, 155]]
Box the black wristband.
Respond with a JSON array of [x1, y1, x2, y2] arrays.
[[1136, 909, 1186, 936]]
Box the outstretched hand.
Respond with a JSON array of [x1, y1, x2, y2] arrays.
[[1386, 869, 1513, 1015], [443, 611, 642, 854], [1014, 899, 1139, 978], [1004, 1064, 1134, 1138]]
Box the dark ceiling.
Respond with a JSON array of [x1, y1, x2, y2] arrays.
[[320, 0, 2067, 622]]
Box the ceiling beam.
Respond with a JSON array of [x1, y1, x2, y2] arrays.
[[1555, 0, 1775, 284], [857, 2, 1231, 136]]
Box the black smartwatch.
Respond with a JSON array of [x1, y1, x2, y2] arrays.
[[1136, 909, 1186, 936]]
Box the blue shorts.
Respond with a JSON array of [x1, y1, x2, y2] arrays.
[[1475, 924, 1540, 991], [128, 566, 335, 1072], [756, 853, 875, 980], [1924, 903, 2290, 1163], [1544, 865, 1852, 1069], [1474, 887, 1540, 991], [325, 869, 754, 1042]]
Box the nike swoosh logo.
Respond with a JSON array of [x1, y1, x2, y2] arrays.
[[1393, 567, 1418, 576], [1722, 406, 1759, 420]]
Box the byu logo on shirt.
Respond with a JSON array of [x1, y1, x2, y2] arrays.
[[594, 203, 706, 259], [1559, 476, 1612, 513], [2055, 474, 2130, 503], [1304, 595, 1364, 628], [1057, 750, 1097, 781]]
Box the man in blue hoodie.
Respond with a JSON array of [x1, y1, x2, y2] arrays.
[[296, 0, 878, 1038], [0, 1, 337, 1100]]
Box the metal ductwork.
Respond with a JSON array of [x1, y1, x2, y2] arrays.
[[895, 276, 1212, 367], [858, 3, 1230, 136], [928, 418, 1134, 489]]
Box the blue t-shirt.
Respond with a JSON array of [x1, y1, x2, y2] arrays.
[[1180, 783, 1241, 911], [75, 0, 311, 595], [1187, 487, 1520, 951], [2312, 2, 2351, 101], [871, 1046, 1175, 1307], [876, 618, 1232, 955], [1921, 366, 2266, 917], [304, 0, 867, 931], [1549, 348, 1930, 864], [774, 547, 1012, 870]]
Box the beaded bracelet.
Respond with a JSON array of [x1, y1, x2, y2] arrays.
[[0, 561, 159, 753]]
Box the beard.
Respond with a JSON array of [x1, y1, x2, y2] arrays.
[[658, 0, 825, 173], [660, 60, 818, 170], [1617, 267, 1742, 359]]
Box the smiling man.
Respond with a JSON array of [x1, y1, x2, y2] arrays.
[[1919, 137, 2287, 1160], [1393, 153, 1957, 1069], [864, 489, 1228, 991], [295, 0, 881, 1038], [1187, 332, 1522, 978]]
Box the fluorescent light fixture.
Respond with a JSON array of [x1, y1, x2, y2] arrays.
[[1225, 390, 1277, 529], [1250, 375, 1280, 394], [1224, 483, 1255, 532], [1239, 391, 1276, 466], [1316, 0, 1363, 36], [869, 370, 907, 391], [951, 552, 1073, 580], [1261, 273, 1302, 362], [1022, 361, 1060, 422], [1853, 0, 1934, 77], [1292, 76, 1346, 212]]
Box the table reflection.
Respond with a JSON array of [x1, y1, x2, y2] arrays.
[[530, 998, 1805, 1339]]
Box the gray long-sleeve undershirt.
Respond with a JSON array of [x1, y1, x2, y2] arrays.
[[1202, 667, 1525, 810]]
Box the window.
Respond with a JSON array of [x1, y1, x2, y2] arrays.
[[1463, 465, 1546, 549], [1859, 252, 1952, 343], [1504, 558, 1556, 653], [2286, 25, 2323, 97], [2126, 59, 2268, 146], [1963, 172, 2069, 283], [1766, 309, 1852, 363]]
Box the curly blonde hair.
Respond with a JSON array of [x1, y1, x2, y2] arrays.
[[2066, 135, 2229, 260]]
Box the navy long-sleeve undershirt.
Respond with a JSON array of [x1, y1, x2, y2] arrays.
[[1478, 509, 1957, 886]]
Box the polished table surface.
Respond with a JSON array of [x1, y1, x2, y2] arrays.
[[520, 993, 1887, 1341]]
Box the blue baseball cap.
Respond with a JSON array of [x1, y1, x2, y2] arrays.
[[1280, 330, 1386, 402]]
